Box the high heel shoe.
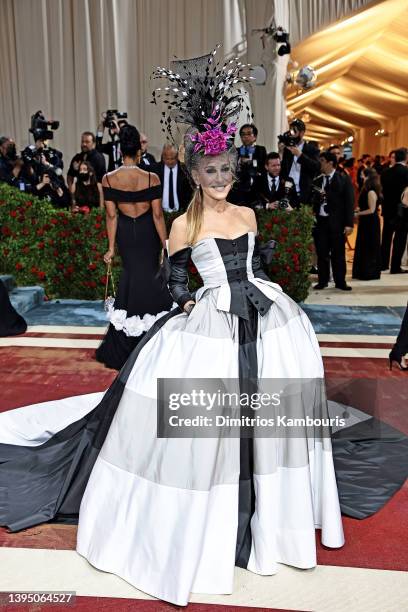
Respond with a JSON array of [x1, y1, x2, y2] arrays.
[[389, 350, 408, 371]]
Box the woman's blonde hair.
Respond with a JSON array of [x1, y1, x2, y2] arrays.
[[186, 187, 204, 246]]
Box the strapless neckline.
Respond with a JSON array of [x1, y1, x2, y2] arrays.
[[192, 231, 254, 249]]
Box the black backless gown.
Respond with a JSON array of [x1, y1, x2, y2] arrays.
[[352, 189, 381, 280], [95, 173, 173, 370]]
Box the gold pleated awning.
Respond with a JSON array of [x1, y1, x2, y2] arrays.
[[287, 0, 408, 154]]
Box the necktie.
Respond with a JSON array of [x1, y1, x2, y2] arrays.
[[168, 167, 175, 210], [324, 175, 331, 190], [273, 177, 277, 191]]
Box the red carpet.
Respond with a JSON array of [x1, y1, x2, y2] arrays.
[[0, 347, 407, 574], [0, 599, 304, 612]]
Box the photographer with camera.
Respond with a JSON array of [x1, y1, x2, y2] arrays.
[[96, 110, 128, 172], [252, 152, 299, 211], [67, 132, 106, 189], [280, 119, 320, 205], [312, 151, 354, 291], [34, 170, 71, 209], [228, 123, 267, 205], [0, 137, 36, 192]]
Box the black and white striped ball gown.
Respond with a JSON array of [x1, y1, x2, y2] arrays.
[[0, 231, 344, 605]]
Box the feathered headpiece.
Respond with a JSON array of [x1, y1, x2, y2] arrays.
[[151, 45, 252, 156]]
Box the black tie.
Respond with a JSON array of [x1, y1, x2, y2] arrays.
[[168, 168, 175, 210], [324, 175, 331, 190]]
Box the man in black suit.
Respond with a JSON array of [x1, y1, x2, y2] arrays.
[[312, 151, 354, 291], [138, 133, 157, 171], [251, 152, 298, 210], [228, 123, 267, 205], [155, 144, 192, 212], [280, 119, 320, 205], [380, 147, 408, 273]]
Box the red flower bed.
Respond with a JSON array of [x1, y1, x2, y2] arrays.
[[0, 185, 314, 302]]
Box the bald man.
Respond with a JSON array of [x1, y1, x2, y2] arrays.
[[138, 133, 157, 170], [156, 144, 192, 212]]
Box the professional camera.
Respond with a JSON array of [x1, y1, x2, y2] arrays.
[[278, 128, 299, 148], [311, 183, 328, 213], [29, 110, 60, 141], [278, 197, 290, 210], [103, 110, 128, 130]]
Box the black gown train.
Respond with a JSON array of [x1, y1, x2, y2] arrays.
[[0, 280, 27, 337]]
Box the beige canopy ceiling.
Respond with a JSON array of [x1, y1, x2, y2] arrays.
[[287, 0, 408, 155]]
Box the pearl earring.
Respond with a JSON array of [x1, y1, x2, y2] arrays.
[[196, 183, 200, 190]]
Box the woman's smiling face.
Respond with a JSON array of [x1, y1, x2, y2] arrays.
[[192, 153, 234, 201]]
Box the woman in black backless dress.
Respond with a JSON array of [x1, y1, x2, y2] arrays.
[[95, 125, 173, 370], [352, 167, 382, 281]]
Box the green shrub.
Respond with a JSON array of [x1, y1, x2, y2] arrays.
[[0, 184, 313, 302]]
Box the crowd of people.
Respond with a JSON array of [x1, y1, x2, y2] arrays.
[[1, 115, 408, 294]]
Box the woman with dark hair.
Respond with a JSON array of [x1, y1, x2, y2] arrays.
[[352, 167, 382, 280], [70, 160, 103, 211], [95, 124, 173, 370]]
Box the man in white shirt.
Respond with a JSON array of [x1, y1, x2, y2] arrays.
[[156, 144, 192, 212]]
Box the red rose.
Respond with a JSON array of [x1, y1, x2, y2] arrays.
[[285, 265, 291, 272], [37, 271, 46, 280], [2, 226, 11, 236], [37, 229, 44, 236], [281, 227, 289, 236], [264, 222, 273, 231], [10, 210, 17, 218], [88, 263, 97, 271], [96, 215, 103, 222], [15, 262, 23, 271], [38, 241, 45, 249], [57, 264, 64, 270], [31, 266, 38, 273], [274, 252, 280, 258], [25, 200, 33, 207], [50, 218, 58, 225], [66, 265, 74, 274], [48, 239, 54, 245], [53, 250, 59, 257], [91, 244, 97, 251], [22, 228, 29, 236], [3, 248, 9, 256], [89, 281, 96, 288], [271, 216, 279, 224], [286, 247, 293, 253], [23, 246, 30, 254], [100, 275, 107, 285]]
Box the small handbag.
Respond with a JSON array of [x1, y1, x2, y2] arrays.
[[104, 261, 116, 311]]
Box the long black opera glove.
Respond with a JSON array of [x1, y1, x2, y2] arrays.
[[252, 236, 276, 281], [167, 247, 195, 310]]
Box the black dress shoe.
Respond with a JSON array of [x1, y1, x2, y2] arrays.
[[313, 283, 328, 290], [309, 266, 318, 274], [335, 284, 352, 291], [390, 269, 408, 274]]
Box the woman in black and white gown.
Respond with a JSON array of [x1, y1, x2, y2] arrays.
[[1, 50, 406, 607]]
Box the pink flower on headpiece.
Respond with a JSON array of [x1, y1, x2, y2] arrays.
[[190, 111, 237, 156]]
